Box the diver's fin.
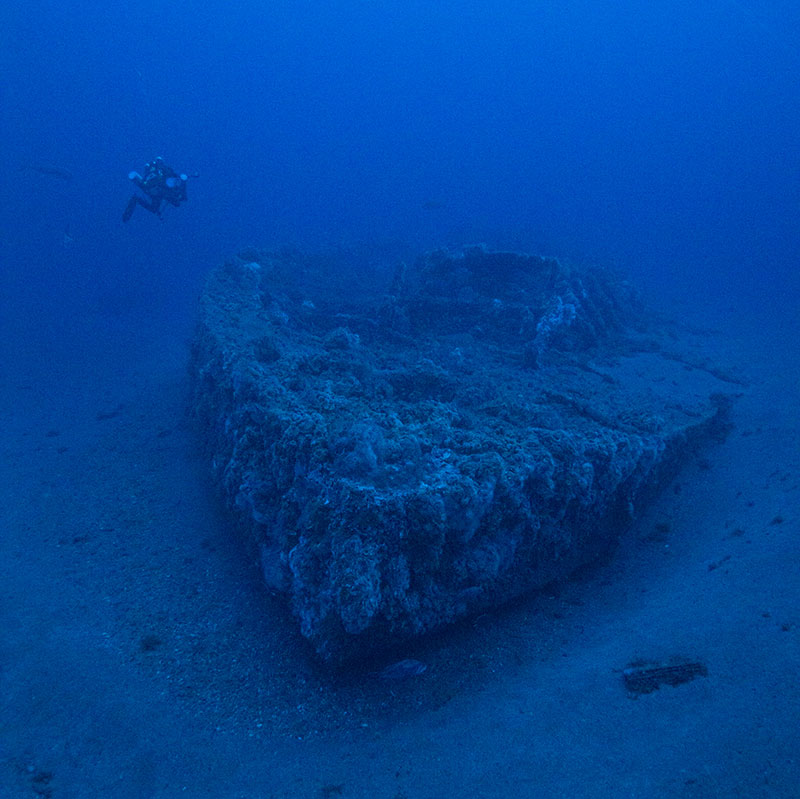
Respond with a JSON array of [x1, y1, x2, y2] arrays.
[[122, 197, 138, 223]]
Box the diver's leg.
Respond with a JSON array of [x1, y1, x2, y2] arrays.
[[143, 196, 163, 217], [123, 194, 161, 221]]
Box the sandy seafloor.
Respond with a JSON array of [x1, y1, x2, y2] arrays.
[[1, 272, 798, 799]]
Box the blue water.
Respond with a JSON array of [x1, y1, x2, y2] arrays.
[[2, 2, 800, 796], [3, 0, 799, 326]]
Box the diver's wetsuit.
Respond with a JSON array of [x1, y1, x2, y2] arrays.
[[123, 161, 188, 222]]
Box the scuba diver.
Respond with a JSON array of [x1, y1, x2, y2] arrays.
[[122, 157, 195, 222]]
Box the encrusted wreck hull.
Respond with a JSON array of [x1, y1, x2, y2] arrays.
[[190, 247, 732, 662]]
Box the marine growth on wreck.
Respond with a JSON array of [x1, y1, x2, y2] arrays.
[[190, 247, 733, 663]]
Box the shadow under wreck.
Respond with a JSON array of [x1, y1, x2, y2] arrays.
[[189, 246, 735, 664]]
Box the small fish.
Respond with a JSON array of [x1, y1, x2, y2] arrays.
[[20, 163, 73, 180], [62, 224, 75, 248], [422, 199, 446, 211], [379, 658, 428, 680]]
